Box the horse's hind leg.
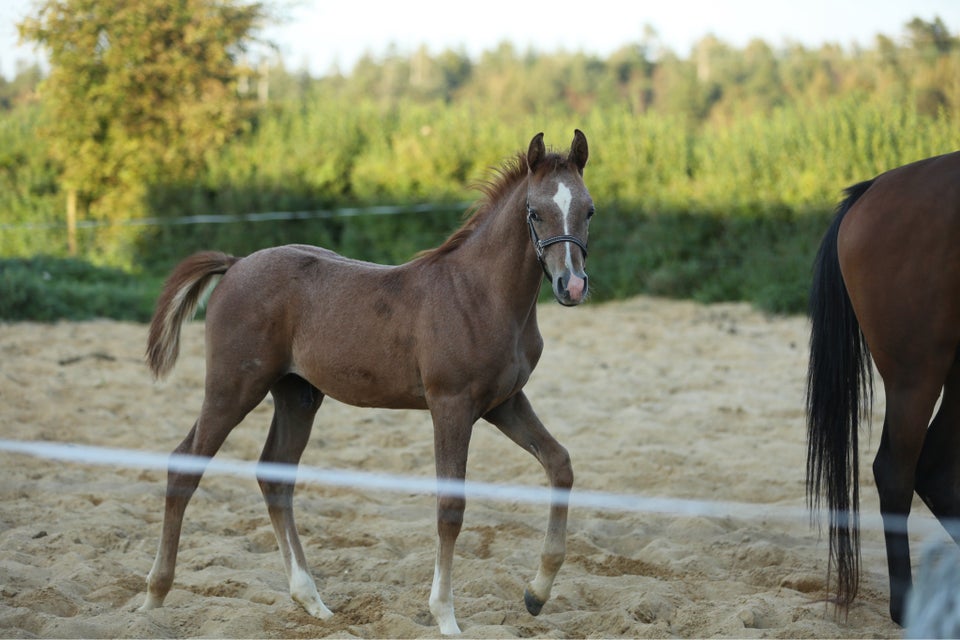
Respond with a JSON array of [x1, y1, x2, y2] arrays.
[[141, 381, 269, 611], [257, 375, 332, 619], [483, 391, 573, 617], [916, 362, 960, 542], [874, 373, 945, 625]]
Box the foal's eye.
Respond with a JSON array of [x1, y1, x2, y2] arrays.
[[527, 207, 541, 222], [586, 206, 595, 220]]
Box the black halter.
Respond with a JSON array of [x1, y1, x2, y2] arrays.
[[526, 204, 588, 276]]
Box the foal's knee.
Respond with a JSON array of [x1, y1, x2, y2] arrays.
[[437, 497, 466, 535], [548, 445, 573, 490]]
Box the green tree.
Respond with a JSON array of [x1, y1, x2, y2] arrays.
[[0, 62, 44, 110], [18, 0, 266, 258], [905, 16, 956, 59], [434, 48, 473, 102], [606, 43, 653, 114]]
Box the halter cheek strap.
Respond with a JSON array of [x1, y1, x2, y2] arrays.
[[526, 206, 588, 276]]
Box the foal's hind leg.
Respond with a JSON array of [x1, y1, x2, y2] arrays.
[[257, 375, 332, 619], [916, 362, 960, 542], [484, 391, 573, 617], [141, 379, 270, 611]]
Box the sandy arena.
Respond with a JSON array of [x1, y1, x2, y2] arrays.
[[0, 296, 938, 637]]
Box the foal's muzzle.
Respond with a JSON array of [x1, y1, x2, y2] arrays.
[[553, 269, 589, 306], [527, 211, 589, 305]]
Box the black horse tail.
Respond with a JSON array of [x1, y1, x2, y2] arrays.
[[805, 179, 875, 611]]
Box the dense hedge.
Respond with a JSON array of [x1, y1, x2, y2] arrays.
[[0, 257, 159, 322], [1, 96, 958, 320], [0, 210, 824, 322]]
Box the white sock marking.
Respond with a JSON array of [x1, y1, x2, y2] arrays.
[[286, 531, 333, 619]]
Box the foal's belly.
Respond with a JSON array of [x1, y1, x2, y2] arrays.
[[290, 360, 429, 411], [291, 352, 534, 416], [326, 381, 429, 411]]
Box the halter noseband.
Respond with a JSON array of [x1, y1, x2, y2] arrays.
[[526, 203, 589, 276]]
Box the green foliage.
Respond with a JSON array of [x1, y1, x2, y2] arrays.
[[587, 207, 830, 313], [2, 15, 960, 320], [0, 256, 158, 321], [18, 0, 265, 223], [689, 97, 952, 215], [0, 106, 61, 218]]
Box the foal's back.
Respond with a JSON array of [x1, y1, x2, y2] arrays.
[[205, 238, 543, 416], [203, 244, 432, 409]]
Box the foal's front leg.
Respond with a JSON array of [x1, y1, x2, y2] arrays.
[[484, 391, 573, 616], [428, 400, 476, 635]]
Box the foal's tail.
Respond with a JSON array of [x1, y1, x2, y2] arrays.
[[147, 251, 240, 379], [805, 179, 875, 611]]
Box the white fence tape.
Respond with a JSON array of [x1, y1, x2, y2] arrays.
[[0, 438, 946, 538], [0, 202, 472, 231]]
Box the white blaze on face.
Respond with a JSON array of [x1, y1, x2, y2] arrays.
[[553, 181, 574, 270], [551, 179, 586, 302], [553, 181, 573, 233]]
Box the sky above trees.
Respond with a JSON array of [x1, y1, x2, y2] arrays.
[[2, 0, 957, 79]]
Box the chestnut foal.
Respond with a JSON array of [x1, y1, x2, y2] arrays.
[[141, 131, 594, 635]]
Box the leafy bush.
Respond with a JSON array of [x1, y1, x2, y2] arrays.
[[587, 206, 830, 313], [2, 94, 959, 321], [0, 257, 159, 321]]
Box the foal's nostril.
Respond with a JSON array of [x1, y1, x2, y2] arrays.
[[554, 272, 587, 305]]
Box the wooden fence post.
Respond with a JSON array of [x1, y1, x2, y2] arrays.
[[66, 188, 77, 256]]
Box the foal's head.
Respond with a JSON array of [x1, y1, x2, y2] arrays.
[[525, 130, 593, 306]]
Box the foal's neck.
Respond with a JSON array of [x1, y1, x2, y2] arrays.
[[450, 180, 544, 310]]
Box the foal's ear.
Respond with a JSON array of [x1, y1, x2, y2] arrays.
[[570, 129, 588, 174], [527, 132, 546, 172]]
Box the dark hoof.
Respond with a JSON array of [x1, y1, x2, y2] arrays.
[[524, 589, 545, 616]]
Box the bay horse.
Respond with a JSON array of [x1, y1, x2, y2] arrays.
[[139, 131, 593, 635], [807, 150, 960, 624]]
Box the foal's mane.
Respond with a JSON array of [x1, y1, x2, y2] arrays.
[[415, 149, 568, 263]]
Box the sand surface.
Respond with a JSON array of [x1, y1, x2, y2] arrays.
[[0, 296, 938, 638]]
